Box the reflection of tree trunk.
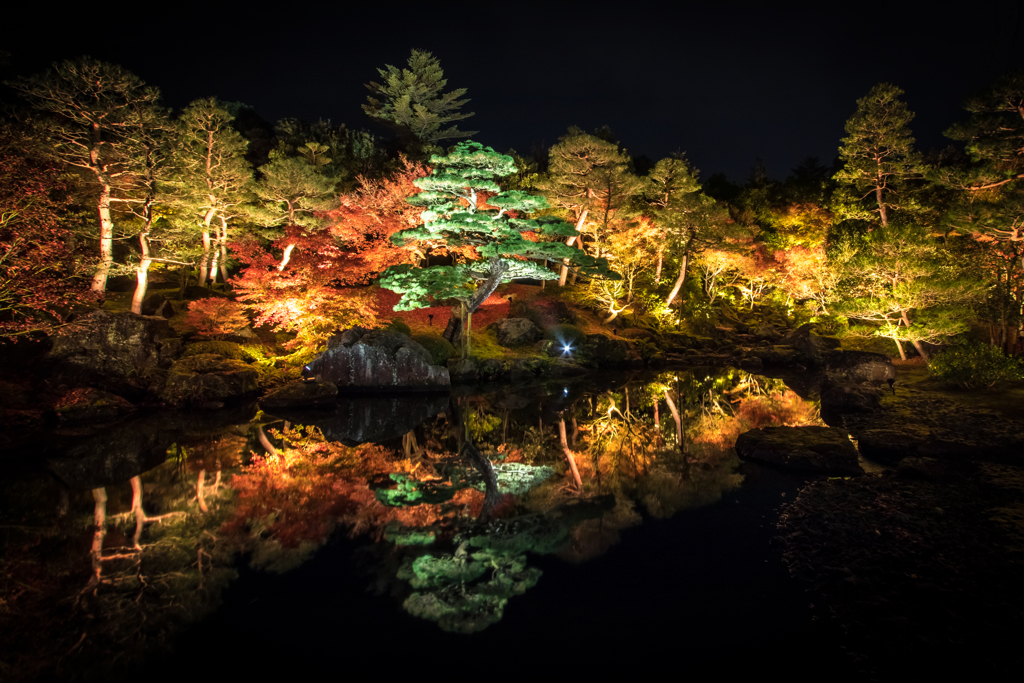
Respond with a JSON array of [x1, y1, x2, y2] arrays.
[[653, 400, 661, 443], [196, 469, 208, 513], [212, 469, 221, 494], [572, 417, 579, 448], [402, 430, 423, 458], [664, 390, 682, 447], [130, 476, 185, 548], [257, 426, 278, 456], [87, 487, 107, 592], [558, 419, 583, 490]]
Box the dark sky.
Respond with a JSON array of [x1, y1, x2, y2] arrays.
[[4, 1, 1023, 181]]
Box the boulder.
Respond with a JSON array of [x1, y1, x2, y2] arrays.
[[757, 345, 803, 367], [447, 358, 478, 383], [161, 354, 259, 406], [47, 310, 182, 394], [823, 350, 895, 385], [783, 323, 841, 364], [488, 318, 542, 346], [751, 321, 783, 340], [141, 293, 174, 318], [307, 328, 449, 391], [582, 333, 630, 365], [820, 384, 882, 415], [259, 380, 338, 410], [735, 426, 864, 475], [55, 388, 135, 423], [544, 358, 589, 377], [739, 356, 764, 372], [856, 427, 931, 465]]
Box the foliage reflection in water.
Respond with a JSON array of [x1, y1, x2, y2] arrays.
[[0, 369, 819, 679]]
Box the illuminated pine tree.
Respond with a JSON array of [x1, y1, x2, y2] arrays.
[[379, 141, 616, 347]]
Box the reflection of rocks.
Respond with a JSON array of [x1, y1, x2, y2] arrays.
[[783, 324, 842, 364], [259, 380, 337, 410], [55, 388, 135, 423], [47, 423, 176, 489], [824, 350, 895, 385], [269, 394, 450, 445], [820, 384, 882, 415], [736, 426, 864, 475], [307, 328, 449, 391], [161, 354, 259, 406]]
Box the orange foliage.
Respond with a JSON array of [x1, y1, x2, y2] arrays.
[[184, 298, 249, 337]]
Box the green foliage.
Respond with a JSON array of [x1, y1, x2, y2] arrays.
[[375, 474, 457, 507], [380, 141, 617, 322], [386, 318, 412, 335], [544, 324, 587, 347], [482, 463, 555, 495], [927, 342, 1024, 388], [181, 341, 250, 360], [809, 314, 849, 337], [363, 49, 476, 155], [410, 332, 455, 365]]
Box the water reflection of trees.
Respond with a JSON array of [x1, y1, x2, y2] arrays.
[[0, 370, 822, 677]]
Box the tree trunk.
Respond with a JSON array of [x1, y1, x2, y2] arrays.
[[199, 230, 212, 285], [876, 184, 888, 227], [901, 310, 929, 361], [443, 258, 508, 344], [218, 216, 230, 287], [92, 182, 114, 293], [665, 253, 689, 308], [131, 229, 153, 315], [655, 248, 664, 284], [558, 418, 583, 490], [196, 469, 208, 513], [893, 338, 907, 361], [558, 210, 587, 286]]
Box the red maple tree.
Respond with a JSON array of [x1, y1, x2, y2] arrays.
[[0, 135, 97, 340]]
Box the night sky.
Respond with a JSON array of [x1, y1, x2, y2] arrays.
[[4, 1, 1023, 181]]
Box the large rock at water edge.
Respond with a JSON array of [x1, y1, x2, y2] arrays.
[[48, 310, 182, 387], [307, 328, 449, 391], [488, 318, 542, 347], [783, 323, 841, 364], [735, 426, 864, 475]]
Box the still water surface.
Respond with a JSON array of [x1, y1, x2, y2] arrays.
[[1, 369, 851, 680]]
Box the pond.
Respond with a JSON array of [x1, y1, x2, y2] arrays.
[[0, 368, 854, 681]]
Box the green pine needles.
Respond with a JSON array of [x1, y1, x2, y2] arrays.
[[379, 141, 617, 344]]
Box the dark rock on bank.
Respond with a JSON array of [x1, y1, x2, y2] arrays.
[[820, 384, 882, 415], [55, 388, 136, 423], [307, 327, 449, 391], [269, 393, 450, 445], [161, 354, 259, 406], [736, 425, 864, 475], [488, 318, 542, 346], [47, 310, 182, 394], [823, 350, 895, 385]]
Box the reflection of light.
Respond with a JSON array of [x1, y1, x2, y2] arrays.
[[561, 344, 573, 356], [563, 387, 569, 396]]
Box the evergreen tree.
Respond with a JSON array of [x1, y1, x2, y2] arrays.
[[252, 153, 339, 230], [168, 99, 253, 287], [646, 155, 729, 307], [835, 223, 979, 361], [834, 83, 919, 227], [7, 57, 163, 293], [363, 50, 476, 157], [379, 141, 615, 346], [536, 128, 637, 285]]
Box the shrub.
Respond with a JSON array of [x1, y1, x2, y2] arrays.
[[185, 298, 249, 338], [928, 342, 1024, 388], [181, 341, 249, 361], [411, 333, 455, 365], [810, 314, 849, 337], [544, 324, 587, 349], [387, 318, 412, 335]]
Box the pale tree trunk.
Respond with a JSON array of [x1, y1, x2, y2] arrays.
[[876, 183, 888, 227], [558, 210, 588, 287], [558, 419, 583, 490], [893, 338, 907, 361], [199, 229, 212, 285], [655, 248, 664, 284], [665, 253, 689, 308], [92, 182, 115, 293], [131, 229, 153, 315], [218, 216, 230, 287]]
